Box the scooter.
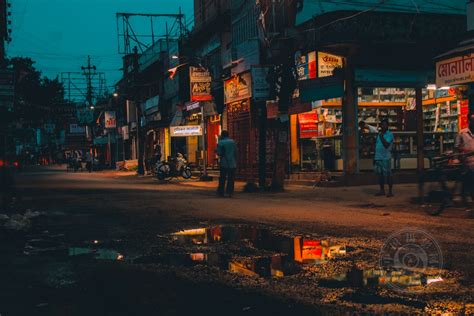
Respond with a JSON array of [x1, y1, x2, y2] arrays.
[[156, 153, 192, 180]]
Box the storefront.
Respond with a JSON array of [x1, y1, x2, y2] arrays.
[[169, 101, 220, 167], [293, 49, 470, 173], [224, 72, 257, 179]]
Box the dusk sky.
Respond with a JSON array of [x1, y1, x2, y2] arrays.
[[7, 0, 193, 87]]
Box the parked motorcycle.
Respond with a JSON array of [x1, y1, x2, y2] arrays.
[[156, 153, 192, 180]]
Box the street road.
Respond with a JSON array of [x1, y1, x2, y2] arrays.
[[0, 167, 472, 315]]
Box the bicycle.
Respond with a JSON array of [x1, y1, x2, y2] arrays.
[[418, 151, 474, 216]]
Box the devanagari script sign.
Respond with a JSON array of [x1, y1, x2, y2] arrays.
[[436, 54, 474, 87]]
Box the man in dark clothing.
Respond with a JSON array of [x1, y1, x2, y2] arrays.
[[216, 130, 237, 197]]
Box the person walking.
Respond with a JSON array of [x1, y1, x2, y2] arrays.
[[374, 118, 394, 197], [216, 130, 237, 197]]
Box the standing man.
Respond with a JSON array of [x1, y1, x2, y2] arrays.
[[374, 118, 394, 197], [216, 130, 237, 197], [455, 113, 474, 207]]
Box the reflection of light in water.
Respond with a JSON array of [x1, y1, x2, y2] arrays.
[[190, 253, 205, 261], [173, 228, 206, 236], [427, 277, 443, 284]]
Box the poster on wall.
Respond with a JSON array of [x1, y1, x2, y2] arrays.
[[105, 111, 117, 129], [190, 66, 212, 101], [224, 72, 252, 104], [298, 111, 318, 138]]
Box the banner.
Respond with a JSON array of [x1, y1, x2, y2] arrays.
[[105, 111, 117, 129], [190, 66, 212, 101]]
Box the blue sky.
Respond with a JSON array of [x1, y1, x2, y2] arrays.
[[7, 0, 194, 87]]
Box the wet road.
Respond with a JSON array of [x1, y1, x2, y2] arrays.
[[0, 167, 472, 315]]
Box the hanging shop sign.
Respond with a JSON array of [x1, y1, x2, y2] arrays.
[[185, 101, 201, 111], [436, 54, 474, 87], [122, 126, 130, 140], [224, 72, 252, 104], [170, 125, 203, 137], [104, 111, 117, 129], [298, 111, 318, 138], [251, 66, 272, 100], [317, 52, 343, 78], [190, 66, 212, 102], [298, 75, 344, 103], [69, 123, 85, 134], [460, 100, 469, 130]]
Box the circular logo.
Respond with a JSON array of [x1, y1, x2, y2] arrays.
[[379, 228, 443, 292]]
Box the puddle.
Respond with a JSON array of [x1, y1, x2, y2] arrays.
[[171, 226, 346, 264], [153, 225, 347, 278], [133, 252, 300, 277], [69, 247, 124, 261], [320, 267, 443, 290]]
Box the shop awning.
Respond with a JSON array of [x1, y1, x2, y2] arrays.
[[298, 75, 344, 103], [355, 69, 431, 88]]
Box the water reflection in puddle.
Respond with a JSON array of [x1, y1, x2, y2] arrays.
[[171, 226, 347, 265], [69, 247, 124, 261], [321, 267, 443, 289]]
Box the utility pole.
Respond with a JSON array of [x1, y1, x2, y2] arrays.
[[131, 47, 145, 175], [81, 56, 97, 169]]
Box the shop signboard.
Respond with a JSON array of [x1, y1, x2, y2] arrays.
[[190, 66, 212, 101], [185, 101, 201, 111], [317, 52, 343, 78], [298, 111, 318, 138], [170, 125, 203, 137], [105, 111, 117, 129], [436, 54, 474, 87], [251, 66, 272, 100], [459, 100, 469, 130], [298, 75, 344, 103], [224, 72, 252, 104]]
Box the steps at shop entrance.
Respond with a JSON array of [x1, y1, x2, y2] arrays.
[[287, 172, 344, 187], [287, 171, 421, 187]]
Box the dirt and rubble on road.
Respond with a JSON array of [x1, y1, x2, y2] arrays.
[[0, 168, 472, 315]]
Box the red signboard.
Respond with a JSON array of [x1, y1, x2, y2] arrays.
[[460, 100, 469, 130], [298, 111, 318, 138]]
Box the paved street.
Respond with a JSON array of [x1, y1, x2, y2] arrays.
[[0, 167, 472, 315]]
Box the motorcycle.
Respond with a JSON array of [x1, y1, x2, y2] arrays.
[[156, 153, 192, 180]]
